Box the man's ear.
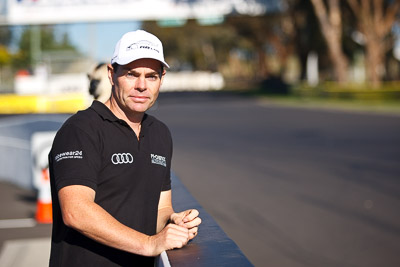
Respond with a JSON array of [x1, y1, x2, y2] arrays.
[[107, 64, 115, 86]]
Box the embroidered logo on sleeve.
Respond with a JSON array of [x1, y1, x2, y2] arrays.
[[55, 151, 83, 162], [151, 154, 166, 167]]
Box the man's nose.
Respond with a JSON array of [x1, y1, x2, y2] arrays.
[[135, 76, 146, 91]]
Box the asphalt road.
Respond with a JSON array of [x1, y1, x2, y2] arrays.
[[150, 92, 400, 267], [0, 92, 399, 267]]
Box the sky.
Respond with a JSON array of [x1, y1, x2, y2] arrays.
[[60, 21, 141, 63]]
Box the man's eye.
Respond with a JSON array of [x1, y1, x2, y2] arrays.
[[147, 75, 158, 81]]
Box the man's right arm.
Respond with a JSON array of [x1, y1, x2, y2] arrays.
[[58, 184, 190, 256]]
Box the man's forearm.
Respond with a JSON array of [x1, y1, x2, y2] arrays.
[[64, 200, 190, 256], [63, 198, 156, 256], [59, 186, 156, 256], [157, 206, 174, 233]]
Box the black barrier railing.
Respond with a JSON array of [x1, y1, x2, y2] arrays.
[[165, 173, 253, 267]]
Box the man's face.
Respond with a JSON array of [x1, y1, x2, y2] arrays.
[[109, 58, 165, 115]]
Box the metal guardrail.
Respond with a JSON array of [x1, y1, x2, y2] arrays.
[[168, 173, 253, 266]]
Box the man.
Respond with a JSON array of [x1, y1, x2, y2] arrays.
[[48, 30, 201, 266]]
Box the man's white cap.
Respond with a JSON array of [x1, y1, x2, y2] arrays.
[[111, 30, 169, 68]]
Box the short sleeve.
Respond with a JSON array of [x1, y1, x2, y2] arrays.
[[50, 123, 101, 192], [161, 127, 173, 191]]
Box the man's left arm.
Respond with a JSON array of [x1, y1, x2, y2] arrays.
[[157, 190, 201, 240]]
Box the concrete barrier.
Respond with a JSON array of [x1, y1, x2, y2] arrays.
[[0, 114, 70, 188]]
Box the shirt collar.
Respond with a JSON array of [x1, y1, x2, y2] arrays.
[[90, 100, 154, 128]]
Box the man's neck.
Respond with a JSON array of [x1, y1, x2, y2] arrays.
[[105, 98, 144, 139]]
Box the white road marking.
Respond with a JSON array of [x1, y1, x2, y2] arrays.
[[0, 219, 36, 229], [0, 238, 50, 267]]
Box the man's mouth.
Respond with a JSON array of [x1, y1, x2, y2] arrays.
[[131, 96, 149, 102]]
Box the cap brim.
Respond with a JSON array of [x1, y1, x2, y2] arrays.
[[113, 55, 169, 69]]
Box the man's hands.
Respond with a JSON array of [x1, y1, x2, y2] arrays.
[[170, 209, 201, 240], [148, 209, 201, 256], [147, 223, 189, 255]]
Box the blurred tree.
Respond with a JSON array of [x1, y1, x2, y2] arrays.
[[144, 14, 297, 84], [346, 0, 400, 87], [0, 26, 11, 66], [0, 45, 10, 66], [310, 0, 349, 84], [142, 20, 238, 72], [286, 0, 327, 81], [0, 26, 12, 47], [0, 26, 13, 90], [13, 25, 78, 70], [225, 15, 272, 78]]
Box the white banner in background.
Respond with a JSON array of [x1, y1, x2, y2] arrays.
[[5, 0, 270, 25]]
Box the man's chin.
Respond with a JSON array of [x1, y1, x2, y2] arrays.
[[128, 103, 150, 113]]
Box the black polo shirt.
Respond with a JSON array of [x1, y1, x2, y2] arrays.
[[48, 101, 172, 267]]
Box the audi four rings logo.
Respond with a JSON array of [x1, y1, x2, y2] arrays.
[[111, 153, 134, 164]]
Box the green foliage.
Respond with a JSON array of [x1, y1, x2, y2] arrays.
[[18, 26, 76, 51], [292, 82, 400, 101], [0, 26, 12, 46], [142, 20, 238, 72], [13, 25, 78, 70], [143, 14, 290, 80], [0, 45, 11, 66]]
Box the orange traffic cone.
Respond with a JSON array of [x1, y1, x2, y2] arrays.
[[35, 168, 52, 223]]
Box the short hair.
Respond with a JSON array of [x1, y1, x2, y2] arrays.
[[111, 63, 119, 72]]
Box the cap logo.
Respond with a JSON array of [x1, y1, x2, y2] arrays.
[[127, 40, 160, 54]]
